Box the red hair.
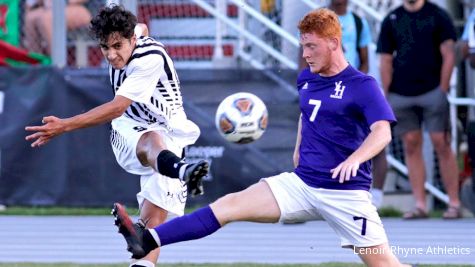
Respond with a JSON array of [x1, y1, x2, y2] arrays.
[[298, 8, 342, 40]]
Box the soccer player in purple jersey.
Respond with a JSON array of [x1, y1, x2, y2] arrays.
[[113, 8, 413, 267]]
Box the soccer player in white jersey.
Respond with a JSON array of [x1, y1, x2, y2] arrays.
[[25, 5, 208, 267], [112, 8, 416, 267]]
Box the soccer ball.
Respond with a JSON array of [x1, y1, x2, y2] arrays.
[[215, 92, 268, 144]]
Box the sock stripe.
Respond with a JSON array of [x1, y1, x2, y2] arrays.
[[149, 229, 161, 247]]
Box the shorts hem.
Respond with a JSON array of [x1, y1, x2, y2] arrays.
[[260, 177, 286, 223], [137, 192, 185, 218]]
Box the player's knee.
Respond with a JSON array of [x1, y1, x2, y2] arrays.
[[211, 192, 242, 224], [136, 148, 149, 166], [137, 132, 167, 167]]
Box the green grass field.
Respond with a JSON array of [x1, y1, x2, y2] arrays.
[[0, 264, 473, 267]]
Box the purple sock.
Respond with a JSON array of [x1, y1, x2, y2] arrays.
[[151, 205, 221, 247]]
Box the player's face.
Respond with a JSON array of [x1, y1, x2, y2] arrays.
[[100, 32, 136, 69], [300, 32, 333, 75]]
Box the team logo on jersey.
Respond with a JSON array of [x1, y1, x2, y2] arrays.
[[330, 81, 345, 99], [302, 82, 308, 90]]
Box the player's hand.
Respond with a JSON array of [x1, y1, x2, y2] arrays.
[[330, 159, 360, 184], [25, 116, 66, 147]]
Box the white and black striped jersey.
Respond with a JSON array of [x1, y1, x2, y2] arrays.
[[109, 35, 186, 131]]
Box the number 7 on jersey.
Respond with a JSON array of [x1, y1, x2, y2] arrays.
[[308, 99, 322, 122]]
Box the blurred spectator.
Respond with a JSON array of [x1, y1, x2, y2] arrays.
[[460, 8, 475, 215], [22, 0, 92, 55], [0, 40, 50, 66], [377, 0, 462, 219]]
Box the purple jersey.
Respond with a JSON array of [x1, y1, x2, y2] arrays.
[[294, 65, 396, 191]]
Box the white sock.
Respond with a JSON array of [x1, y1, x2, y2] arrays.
[[371, 188, 383, 209], [178, 163, 188, 180], [130, 259, 155, 267]]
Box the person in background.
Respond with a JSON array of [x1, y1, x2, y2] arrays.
[[459, 8, 475, 215], [22, 0, 92, 55], [377, 0, 461, 219]]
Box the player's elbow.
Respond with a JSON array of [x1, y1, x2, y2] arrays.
[[107, 102, 128, 119], [372, 121, 392, 146], [110, 106, 126, 118], [109, 96, 132, 118], [379, 124, 392, 145]]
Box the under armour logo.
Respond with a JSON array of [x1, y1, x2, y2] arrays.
[[302, 82, 308, 90], [330, 81, 345, 99]]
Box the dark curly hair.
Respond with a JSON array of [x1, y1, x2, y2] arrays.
[[90, 5, 137, 43]]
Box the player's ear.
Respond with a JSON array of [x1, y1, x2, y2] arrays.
[[329, 37, 339, 51], [131, 34, 137, 45]]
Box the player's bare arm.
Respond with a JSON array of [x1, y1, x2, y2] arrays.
[[293, 114, 302, 168], [25, 95, 132, 147], [331, 120, 391, 183]]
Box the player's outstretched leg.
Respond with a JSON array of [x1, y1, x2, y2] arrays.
[[113, 202, 221, 259], [112, 203, 154, 259]]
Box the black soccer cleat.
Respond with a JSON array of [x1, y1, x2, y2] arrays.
[[183, 160, 209, 197], [112, 203, 149, 259]]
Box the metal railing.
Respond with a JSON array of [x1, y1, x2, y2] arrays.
[[191, 0, 298, 70]]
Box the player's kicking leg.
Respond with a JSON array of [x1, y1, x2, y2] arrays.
[[137, 131, 209, 196], [113, 181, 281, 258]]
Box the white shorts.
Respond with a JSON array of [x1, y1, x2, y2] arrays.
[[263, 172, 388, 248], [110, 116, 200, 216], [137, 172, 187, 217]]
